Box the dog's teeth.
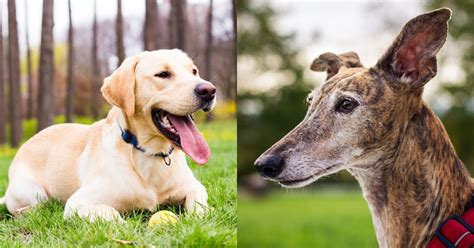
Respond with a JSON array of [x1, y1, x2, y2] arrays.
[[168, 125, 177, 133], [163, 116, 171, 126]]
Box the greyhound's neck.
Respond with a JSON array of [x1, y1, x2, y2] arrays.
[[349, 103, 473, 248]]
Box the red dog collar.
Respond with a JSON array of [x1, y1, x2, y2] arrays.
[[427, 208, 474, 248]]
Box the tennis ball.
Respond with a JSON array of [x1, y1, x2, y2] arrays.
[[148, 210, 179, 227]]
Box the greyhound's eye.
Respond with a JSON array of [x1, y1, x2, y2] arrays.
[[192, 69, 198, 75], [335, 97, 359, 113], [306, 95, 313, 106], [155, 71, 171, 78]]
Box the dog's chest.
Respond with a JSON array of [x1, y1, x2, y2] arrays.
[[133, 153, 190, 207]]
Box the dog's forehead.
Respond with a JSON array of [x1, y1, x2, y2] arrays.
[[138, 49, 195, 70], [318, 67, 376, 97]]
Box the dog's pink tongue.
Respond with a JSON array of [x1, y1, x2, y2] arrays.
[[168, 115, 210, 165]]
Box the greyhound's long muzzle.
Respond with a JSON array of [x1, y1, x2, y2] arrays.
[[254, 154, 284, 179]]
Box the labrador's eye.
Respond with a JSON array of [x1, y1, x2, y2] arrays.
[[155, 71, 171, 78], [192, 69, 198, 75], [335, 97, 359, 113]]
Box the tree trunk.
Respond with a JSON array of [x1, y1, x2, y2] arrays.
[[37, 0, 55, 132], [168, 0, 173, 48], [143, 0, 159, 51], [116, 0, 125, 65], [172, 0, 186, 51], [25, 0, 33, 119], [176, 0, 186, 51], [8, 0, 22, 146], [65, 0, 74, 122], [91, 0, 100, 119], [232, 0, 236, 39], [0, 3, 5, 144], [204, 0, 213, 80], [204, 0, 214, 122], [231, 0, 236, 101]]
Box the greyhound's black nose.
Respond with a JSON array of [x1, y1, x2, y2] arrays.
[[255, 154, 283, 178], [195, 83, 216, 102]]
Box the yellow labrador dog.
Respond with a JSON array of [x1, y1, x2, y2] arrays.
[[0, 49, 216, 221]]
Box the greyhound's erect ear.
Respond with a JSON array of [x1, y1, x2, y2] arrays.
[[101, 56, 140, 117], [311, 51, 363, 80], [375, 8, 451, 88]]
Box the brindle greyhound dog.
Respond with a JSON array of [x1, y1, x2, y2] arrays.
[[255, 8, 474, 248]]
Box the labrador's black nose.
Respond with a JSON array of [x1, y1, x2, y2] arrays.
[[195, 83, 216, 102], [255, 154, 283, 178]]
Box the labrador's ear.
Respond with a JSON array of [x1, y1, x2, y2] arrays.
[[101, 56, 140, 116], [375, 8, 451, 88], [311, 51, 363, 80]]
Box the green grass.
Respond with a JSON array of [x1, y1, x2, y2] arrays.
[[0, 118, 237, 247], [238, 190, 377, 248]]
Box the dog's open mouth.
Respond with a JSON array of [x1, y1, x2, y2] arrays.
[[151, 109, 210, 165]]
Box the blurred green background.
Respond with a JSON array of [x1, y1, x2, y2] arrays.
[[237, 0, 474, 247]]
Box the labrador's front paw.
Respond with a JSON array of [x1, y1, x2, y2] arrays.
[[64, 203, 125, 223], [185, 186, 208, 217]]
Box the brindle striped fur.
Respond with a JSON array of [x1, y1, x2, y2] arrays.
[[256, 8, 474, 247]]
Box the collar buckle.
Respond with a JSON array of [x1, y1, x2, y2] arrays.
[[162, 156, 171, 166]]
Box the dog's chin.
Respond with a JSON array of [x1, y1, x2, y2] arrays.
[[277, 164, 341, 189], [278, 175, 320, 188], [201, 99, 216, 112]]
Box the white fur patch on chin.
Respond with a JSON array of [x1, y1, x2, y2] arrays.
[[279, 175, 320, 189], [278, 163, 345, 189]]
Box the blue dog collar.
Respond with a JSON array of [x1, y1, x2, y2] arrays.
[[119, 125, 174, 166]]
